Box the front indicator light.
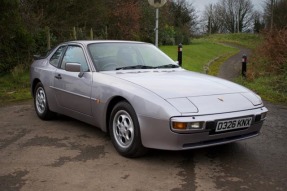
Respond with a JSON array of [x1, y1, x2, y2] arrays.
[[172, 122, 187, 130]]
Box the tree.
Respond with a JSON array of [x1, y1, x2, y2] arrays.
[[108, 0, 141, 40], [0, 0, 34, 72], [253, 11, 265, 33], [264, 0, 287, 30], [1, 0, 202, 73], [202, 4, 224, 34], [202, 0, 255, 34], [138, 0, 198, 45], [218, 0, 254, 33], [169, 0, 198, 44]]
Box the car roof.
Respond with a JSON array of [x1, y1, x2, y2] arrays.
[[61, 40, 148, 46]]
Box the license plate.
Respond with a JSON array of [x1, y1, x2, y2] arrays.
[[215, 117, 252, 133]]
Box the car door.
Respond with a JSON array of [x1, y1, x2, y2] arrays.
[[53, 45, 93, 116]]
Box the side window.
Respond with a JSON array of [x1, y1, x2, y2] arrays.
[[61, 46, 89, 72], [49, 46, 66, 67]]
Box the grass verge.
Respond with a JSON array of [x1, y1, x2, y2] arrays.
[[235, 76, 287, 105], [0, 69, 31, 106], [202, 33, 262, 49], [160, 39, 237, 72], [203, 33, 287, 105]]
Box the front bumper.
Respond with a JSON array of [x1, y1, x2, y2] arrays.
[[139, 107, 268, 150]]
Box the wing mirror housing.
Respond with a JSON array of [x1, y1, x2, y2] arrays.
[[65, 62, 81, 72], [65, 62, 85, 78]]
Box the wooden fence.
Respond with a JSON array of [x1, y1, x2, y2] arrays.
[[44, 26, 108, 50]]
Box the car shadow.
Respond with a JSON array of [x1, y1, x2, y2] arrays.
[[145, 142, 251, 161], [52, 113, 110, 140], [50, 114, 254, 161]]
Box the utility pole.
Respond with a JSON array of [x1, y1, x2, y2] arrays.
[[155, 8, 159, 47], [148, 0, 167, 47]]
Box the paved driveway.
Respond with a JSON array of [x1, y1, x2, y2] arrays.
[[0, 100, 286, 191]]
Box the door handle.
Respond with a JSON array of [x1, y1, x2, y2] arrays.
[[55, 74, 62, 79]]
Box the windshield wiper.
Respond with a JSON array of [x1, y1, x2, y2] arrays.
[[116, 65, 155, 70], [116, 64, 179, 70], [155, 64, 179, 69]]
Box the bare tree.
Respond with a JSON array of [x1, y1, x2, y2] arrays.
[[202, 3, 224, 34], [202, 0, 254, 34]]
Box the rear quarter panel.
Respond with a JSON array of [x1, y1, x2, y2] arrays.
[[30, 59, 58, 112]]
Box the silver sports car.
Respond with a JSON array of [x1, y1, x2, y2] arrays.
[[30, 40, 268, 157]]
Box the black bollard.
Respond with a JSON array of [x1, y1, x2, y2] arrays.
[[242, 54, 247, 77], [177, 43, 182, 67]]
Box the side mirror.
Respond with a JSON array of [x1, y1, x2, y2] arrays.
[[65, 62, 85, 78], [65, 62, 81, 72]]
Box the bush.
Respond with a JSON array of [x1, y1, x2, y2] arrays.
[[248, 29, 287, 78], [11, 64, 26, 83], [0, 1, 35, 73], [246, 29, 287, 103]]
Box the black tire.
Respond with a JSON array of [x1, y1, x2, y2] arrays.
[[109, 101, 148, 158], [33, 82, 55, 120]]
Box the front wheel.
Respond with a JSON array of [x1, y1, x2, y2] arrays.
[[34, 82, 55, 120], [109, 101, 147, 157]]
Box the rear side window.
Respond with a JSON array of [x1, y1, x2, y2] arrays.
[[49, 46, 66, 67]]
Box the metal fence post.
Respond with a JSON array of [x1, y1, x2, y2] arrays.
[[242, 54, 247, 77], [178, 43, 182, 67]]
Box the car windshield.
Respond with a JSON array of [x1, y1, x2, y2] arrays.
[[88, 42, 179, 71]]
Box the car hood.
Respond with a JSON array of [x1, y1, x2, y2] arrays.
[[111, 70, 248, 98], [107, 69, 262, 114]]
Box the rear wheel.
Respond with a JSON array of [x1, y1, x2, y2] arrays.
[[34, 82, 55, 120], [109, 101, 147, 157]]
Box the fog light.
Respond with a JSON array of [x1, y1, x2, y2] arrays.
[[261, 112, 267, 120], [189, 122, 201, 129]]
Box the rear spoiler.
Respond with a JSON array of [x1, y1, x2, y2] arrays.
[[33, 55, 45, 60]]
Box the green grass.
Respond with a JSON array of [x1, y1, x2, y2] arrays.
[[202, 33, 262, 49], [235, 75, 287, 105], [205, 33, 287, 105], [160, 39, 238, 72], [201, 33, 257, 76], [0, 70, 32, 106]]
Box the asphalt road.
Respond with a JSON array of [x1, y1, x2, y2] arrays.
[[0, 99, 286, 191], [217, 45, 251, 81]]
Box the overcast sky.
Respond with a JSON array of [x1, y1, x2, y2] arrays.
[[189, 0, 265, 15]]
